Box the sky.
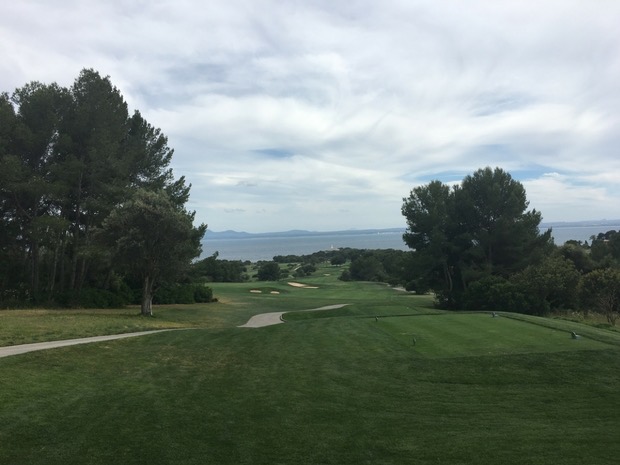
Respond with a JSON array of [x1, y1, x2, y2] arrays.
[[2, 0, 620, 233]]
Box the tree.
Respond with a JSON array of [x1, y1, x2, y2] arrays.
[[57, 69, 130, 292], [558, 242, 595, 274], [402, 180, 460, 295], [191, 252, 247, 283], [1, 69, 205, 308], [510, 254, 581, 315], [458, 167, 552, 277], [349, 253, 386, 281], [402, 167, 553, 309], [101, 189, 206, 316], [579, 268, 620, 325], [257, 262, 282, 281], [589, 230, 620, 268], [0, 82, 70, 299]]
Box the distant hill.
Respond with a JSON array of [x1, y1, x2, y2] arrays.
[[204, 227, 406, 240], [204, 221, 620, 242], [540, 219, 620, 229]]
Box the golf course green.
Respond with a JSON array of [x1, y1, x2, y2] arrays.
[[1, 264, 619, 464]]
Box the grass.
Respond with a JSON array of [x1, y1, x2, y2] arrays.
[[1, 265, 620, 464]]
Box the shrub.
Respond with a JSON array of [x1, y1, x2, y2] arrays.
[[257, 262, 282, 281], [53, 288, 127, 308]]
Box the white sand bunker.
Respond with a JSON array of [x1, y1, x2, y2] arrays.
[[287, 282, 319, 289], [250, 289, 262, 293]]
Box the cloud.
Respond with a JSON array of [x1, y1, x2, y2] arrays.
[[2, 0, 620, 232]]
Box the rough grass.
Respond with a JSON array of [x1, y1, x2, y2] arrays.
[[1, 266, 620, 464]]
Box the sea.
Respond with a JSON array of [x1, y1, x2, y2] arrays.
[[200, 223, 620, 262]]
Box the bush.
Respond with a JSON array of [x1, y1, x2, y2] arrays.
[[463, 277, 530, 313], [153, 283, 213, 304], [257, 262, 282, 281], [53, 288, 127, 308], [295, 263, 317, 278], [193, 285, 214, 303]]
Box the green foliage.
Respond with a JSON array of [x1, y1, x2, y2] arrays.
[[52, 288, 128, 309], [349, 254, 386, 281], [191, 253, 247, 283], [511, 254, 581, 314], [329, 253, 347, 265], [558, 242, 596, 273], [463, 276, 530, 313], [402, 167, 553, 309], [153, 284, 213, 305], [256, 262, 282, 281], [294, 263, 317, 278], [101, 189, 206, 315], [0, 70, 205, 309], [580, 268, 620, 325], [345, 249, 410, 285], [589, 230, 620, 267]]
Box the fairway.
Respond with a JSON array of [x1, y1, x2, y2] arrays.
[[1, 271, 620, 464], [377, 313, 613, 358]]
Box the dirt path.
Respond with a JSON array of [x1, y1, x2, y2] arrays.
[[238, 304, 350, 328], [0, 330, 173, 359]]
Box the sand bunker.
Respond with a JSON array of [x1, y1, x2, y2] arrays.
[[287, 282, 319, 289], [250, 289, 262, 293]]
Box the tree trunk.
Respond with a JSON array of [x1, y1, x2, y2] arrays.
[[30, 241, 40, 298], [141, 275, 154, 316]]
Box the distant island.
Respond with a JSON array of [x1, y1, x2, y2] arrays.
[[205, 227, 406, 240], [540, 219, 620, 229], [206, 220, 620, 240]]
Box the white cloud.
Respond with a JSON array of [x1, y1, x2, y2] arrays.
[[2, 0, 620, 232]]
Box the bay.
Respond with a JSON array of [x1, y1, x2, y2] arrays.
[[201, 231, 408, 262], [201, 224, 620, 262], [544, 224, 620, 245]]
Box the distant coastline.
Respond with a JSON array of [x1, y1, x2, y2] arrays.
[[206, 220, 620, 239], [201, 221, 620, 261], [205, 227, 406, 240], [540, 219, 620, 229]]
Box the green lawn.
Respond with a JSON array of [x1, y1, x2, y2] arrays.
[[1, 269, 620, 464]]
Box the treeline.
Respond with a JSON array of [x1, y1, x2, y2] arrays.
[[0, 70, 206, 312], [237, 167, 620, 324], [401, 167, 620, 324]]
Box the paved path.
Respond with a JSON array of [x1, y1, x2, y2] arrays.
[[0, 330, 172, 359], [239, 304, 350, 328], [1, 304, 351, 357]]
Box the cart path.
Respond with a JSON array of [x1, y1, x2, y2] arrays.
[[0, 330, 174, 359], [238, 304, 350, 328], [0, 304, 351, 358]]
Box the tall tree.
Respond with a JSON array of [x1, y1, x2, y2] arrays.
[[0, 92, 19, 297], [101, 189, 206, 316], [57, 69, 130, 292], [402, 167, 552, 308], [458, 167, 551, 277], [402, 180, 460, 294], [1, 69, 206, 308], [0, 82, 69, 298]]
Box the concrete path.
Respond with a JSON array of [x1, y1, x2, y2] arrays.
[[0, 330, 172, 359], [1, 304, 351, 357], [239, 304, 350, 328]]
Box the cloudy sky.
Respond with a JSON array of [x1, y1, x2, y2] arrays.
[[2, 0, 619, 232]]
